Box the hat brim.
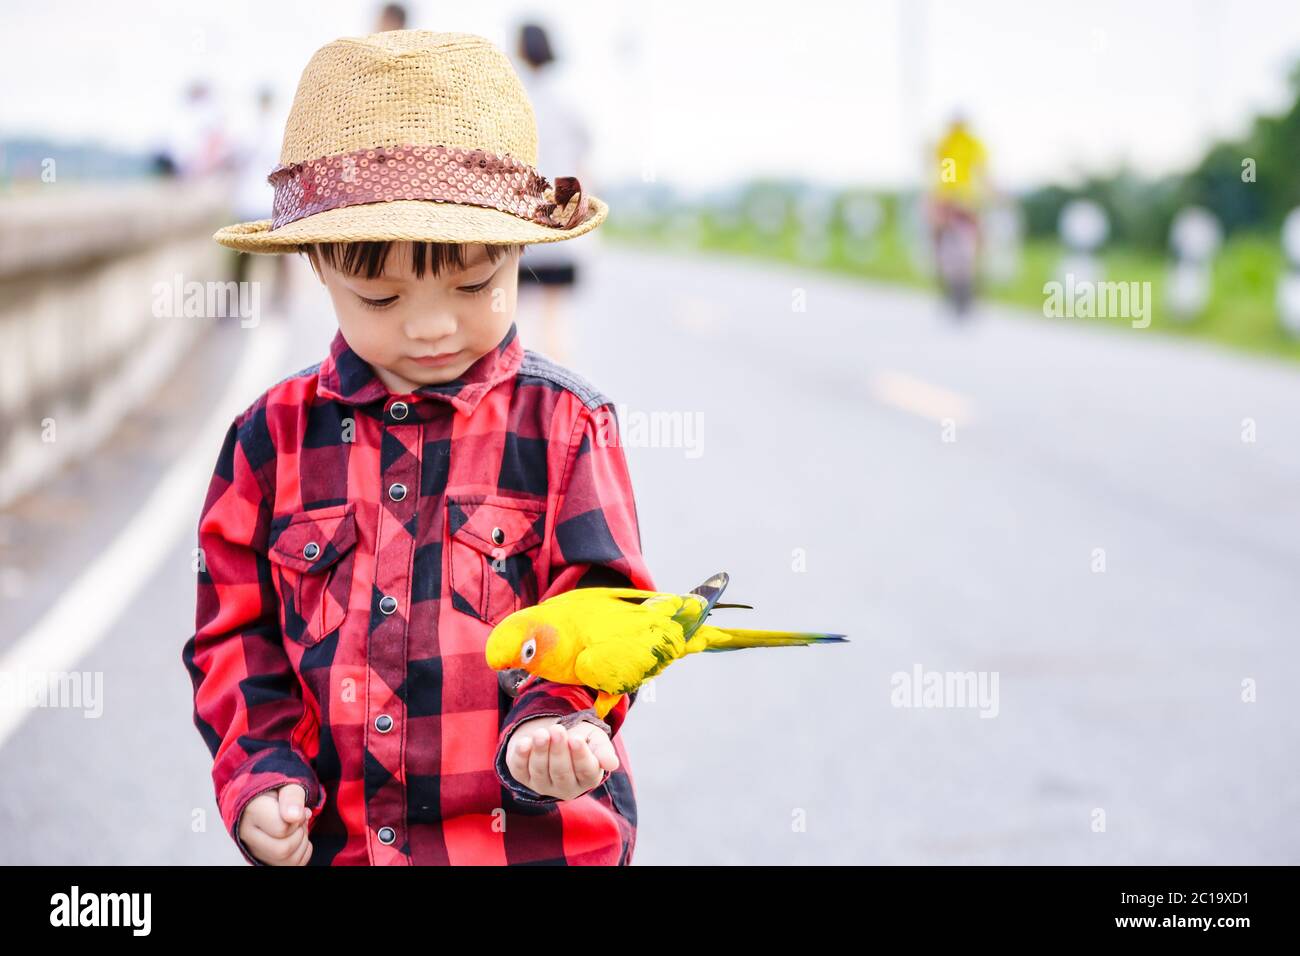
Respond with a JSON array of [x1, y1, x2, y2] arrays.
[[213, 195, 607, 254]]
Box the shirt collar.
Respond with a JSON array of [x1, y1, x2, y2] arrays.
[[317, 322, 523, 417]]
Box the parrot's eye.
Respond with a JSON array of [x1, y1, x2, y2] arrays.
[[521, 638, 536, 663]]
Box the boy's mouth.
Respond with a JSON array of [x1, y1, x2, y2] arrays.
[[410, 351, 463, 367]]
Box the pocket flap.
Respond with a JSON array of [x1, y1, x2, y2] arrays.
[[448, 494, 545, 558], [268, 504, 358, 573]]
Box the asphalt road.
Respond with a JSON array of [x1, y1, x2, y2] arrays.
[[2, 243, 1297, 864]]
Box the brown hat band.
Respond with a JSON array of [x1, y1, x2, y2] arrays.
[[267, 143, 589, 233]]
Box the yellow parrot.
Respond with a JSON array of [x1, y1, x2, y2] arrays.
[[485, 571, 848, 732]]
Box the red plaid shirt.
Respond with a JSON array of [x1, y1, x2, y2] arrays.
[[183, 322, 654, 865]]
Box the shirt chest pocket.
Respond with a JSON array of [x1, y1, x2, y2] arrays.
[[267, 503, 359, 647], [447, 494, 546, 627]]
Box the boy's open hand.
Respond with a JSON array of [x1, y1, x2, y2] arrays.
[[238, 783, 313, 865], [505, 716, 619, 801]]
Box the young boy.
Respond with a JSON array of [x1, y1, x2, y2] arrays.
[[182, 30, 654, 865]]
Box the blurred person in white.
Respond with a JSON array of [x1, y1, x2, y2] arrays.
[[166, 80, 233, 179], [230, 86, 291, 311], [514, 22, 592, 364]]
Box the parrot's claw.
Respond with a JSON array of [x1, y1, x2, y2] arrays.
[[556, 708, 612, 737], [498, 668, 530, 698]]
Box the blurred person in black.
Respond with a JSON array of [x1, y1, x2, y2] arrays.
[[230, 85, 291, 311], [514, 22, 592, 363]]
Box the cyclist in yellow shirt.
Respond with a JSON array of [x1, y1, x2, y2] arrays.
[[927, 114, 991, 314], [932, 114, 989, 214]]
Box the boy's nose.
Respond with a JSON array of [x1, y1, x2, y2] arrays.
[[404, 310, 458, 343]]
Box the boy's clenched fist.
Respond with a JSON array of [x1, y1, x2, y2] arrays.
[[238, 783, 314, 865]]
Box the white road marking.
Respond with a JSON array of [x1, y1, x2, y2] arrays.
[[0, 320, 289, 749], [869, 369, 975, 426]]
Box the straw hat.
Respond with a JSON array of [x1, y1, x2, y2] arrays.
[[214, 30, 606, 254]]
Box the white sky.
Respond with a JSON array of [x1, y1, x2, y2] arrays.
[[3, 0, 1299, 192]]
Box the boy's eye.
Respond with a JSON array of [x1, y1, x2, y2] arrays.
[[459, 279, 492, 295], [358, 294, 398, 310]]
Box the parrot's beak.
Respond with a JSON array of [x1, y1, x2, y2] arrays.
[[497, 667, 529, 698]]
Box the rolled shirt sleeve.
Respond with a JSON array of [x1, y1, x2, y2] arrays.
[[495, 401, 656, 804], [181, 411, 326, 864]]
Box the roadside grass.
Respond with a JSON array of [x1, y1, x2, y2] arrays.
[[604, 206, 1300, 364]]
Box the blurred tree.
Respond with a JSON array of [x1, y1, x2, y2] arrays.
[[1020, 62, 1300, 250]]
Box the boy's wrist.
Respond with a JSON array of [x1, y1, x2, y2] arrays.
[[564, 712, 612, 737], [513, 711, 610, 739]]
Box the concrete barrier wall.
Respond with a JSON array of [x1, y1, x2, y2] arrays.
[[0, 178, 234, 508]]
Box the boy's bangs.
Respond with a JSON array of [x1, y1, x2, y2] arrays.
[[301, 241, 520, 280]]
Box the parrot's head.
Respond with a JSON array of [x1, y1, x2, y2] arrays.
[[485, 608, 560, 674]]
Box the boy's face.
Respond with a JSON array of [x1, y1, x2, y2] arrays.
[[317, 242, 521, 394]]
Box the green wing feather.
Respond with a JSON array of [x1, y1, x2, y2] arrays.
[[674, 571, 733, 639], [667, 594, 711, 638]]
